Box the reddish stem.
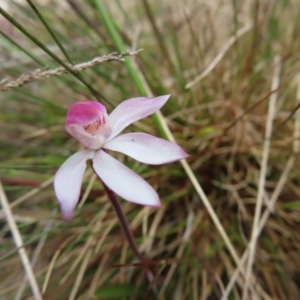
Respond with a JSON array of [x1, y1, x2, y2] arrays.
[[90, 161, 156, 275], [101, 182, 145, 262]]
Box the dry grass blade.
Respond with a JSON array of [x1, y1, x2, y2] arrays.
[[243, 55, 282, 299], [14, 219, 53, 300], [185, 22, 252, 89], [0, 181, 42, 300], [223, 69, 300, 300], [0, 177, 53, 217], [68, 249, 92, 300], [42, 236, 75, 294]]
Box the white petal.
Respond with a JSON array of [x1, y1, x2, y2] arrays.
[[54, 150, 94, 221], [107, 95, 170, 140], [104, 133, 188, 165], [93, 150, 160, 207]]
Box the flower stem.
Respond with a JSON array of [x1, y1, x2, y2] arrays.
[[89, 161, 154, 272], [101, 181, 145, 262], [101, 181, 158, 276]]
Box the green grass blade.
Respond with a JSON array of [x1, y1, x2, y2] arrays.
[[26, 0, 73, 64], [0, 6, 105, 101], [93, 0, 167, 138]]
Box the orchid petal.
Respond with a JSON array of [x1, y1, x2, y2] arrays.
[[104, 133, 188, 165], [54, 150, 94, 221], [93, 150, 160, 207], [107, 95, 170, 140]]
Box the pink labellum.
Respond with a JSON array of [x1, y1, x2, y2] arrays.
[[66, 101, 107, 126], [66, 101, 111, 149]]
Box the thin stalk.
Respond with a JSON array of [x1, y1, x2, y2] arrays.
[[0, 29, 44, 66], [0, 6, 104, 101], [26, 0, 73, 63], [101, 182, 145, 262], [0, 31, 93, 96]]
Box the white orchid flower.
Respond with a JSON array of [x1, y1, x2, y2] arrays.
[[54, 95, 187, 220]]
